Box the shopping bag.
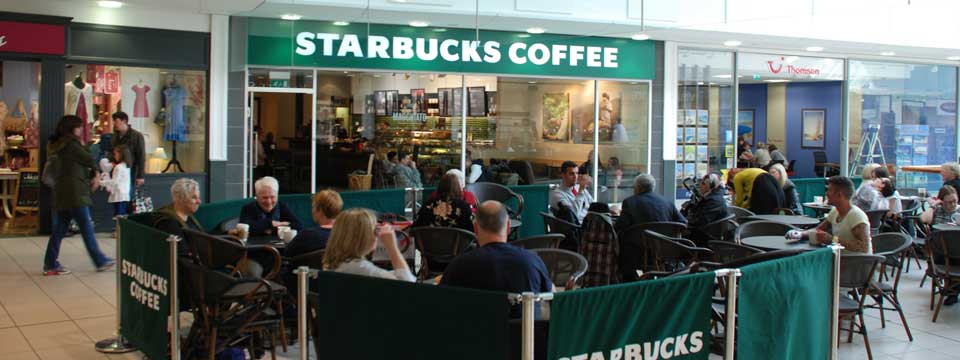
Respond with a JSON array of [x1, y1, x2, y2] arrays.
[[133, 188, 154, 214]]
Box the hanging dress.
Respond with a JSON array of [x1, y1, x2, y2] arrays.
[[132, 84, 151, 118], [163, 85, 187, 142]]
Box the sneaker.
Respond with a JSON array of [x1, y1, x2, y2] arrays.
[[97, 259, 116, 272], [43, 267, 72, 276]]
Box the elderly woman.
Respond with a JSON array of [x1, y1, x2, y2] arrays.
[[941, 162, 960, 195], [851, 163, 884, 211], [323, 208, 415, 281], [239, 176, 302, 236], [285, 190, 342, 258], [154, 178, 204, 256], [768, 163, 801, 214], [684, 173, 730, 246]]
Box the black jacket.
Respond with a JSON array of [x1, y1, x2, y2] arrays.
[[687, 190, 730, 229], [614, 191, 686, 235], [239, 201, 303, 236], [749, 173, 785, 215], [111, 128, 146, 180]]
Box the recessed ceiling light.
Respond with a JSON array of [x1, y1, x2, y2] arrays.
[[526, 27, 546, 34], [97, 1, 123, 8], [805, 46, 824, 52], [281, 14, 302, 21], [631, 33, 650, 41], [764, 79, 791, 83], [333, 21, 350, 26], [881, 51, 896, 56], [528, 81, 537, 84], [409, 21, 429, 27], [713, 74, 733, 79], [948, 56, 960, 61], [432, 28, 447, 32], [723, 40, 741, 47], [517, 34, 531, 38]]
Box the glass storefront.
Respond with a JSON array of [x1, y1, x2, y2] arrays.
[[0, 60, 42, 171], [848, 61, 957, 191]]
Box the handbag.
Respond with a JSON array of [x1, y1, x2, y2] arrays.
[[154, 107, 168, 127], [133, 188, 154, 214]]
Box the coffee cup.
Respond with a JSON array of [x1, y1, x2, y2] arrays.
[[282, 230, 298, 243], [278, 225, 290, 236], [813, 196, 824, 204], [235, 223, 249, 240]]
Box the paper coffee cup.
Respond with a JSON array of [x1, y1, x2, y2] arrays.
[[813, 196, 824, 204], [236, 223, 250, 239], [284, 230, 298, 243], [278, 225, 290, 235]]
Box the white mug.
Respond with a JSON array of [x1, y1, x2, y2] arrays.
[[277, 225, 291, 236], [813, 196, 824, 204], [282, 230, 298, 243], [235, 223, 250, 240]]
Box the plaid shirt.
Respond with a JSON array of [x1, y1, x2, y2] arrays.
[[579, 212, 619, 287]]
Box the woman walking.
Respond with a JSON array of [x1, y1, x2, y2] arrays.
[[43, 115, 114, 275]]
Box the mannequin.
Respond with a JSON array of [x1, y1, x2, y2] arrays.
[[65, 73, 95, 143], [162, 76, 185, 172]]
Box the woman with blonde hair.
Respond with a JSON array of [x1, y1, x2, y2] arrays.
[[851, 163, 884, 210], [768, 163, 801, 214], [322, 208, 415, 282]]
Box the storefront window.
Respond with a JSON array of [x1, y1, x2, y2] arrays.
[[65, 64, 207, 174], [677, 50, 735, 198], [597, 80, 651, 203], [849, 61, 957, 190], [0, 60, 41, 170]]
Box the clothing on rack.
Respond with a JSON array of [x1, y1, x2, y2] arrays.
[[162, 85, 187, 142], [131, 84, 151, 118], [64, 81, 95, 143]]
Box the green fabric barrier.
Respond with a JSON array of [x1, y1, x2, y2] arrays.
[[118, 218, 172, 360], [792, 177, 863, 217], [312, 271, 510, 360], [194, 188, 407, 232], [548, 272, 715, 360], [736, 248, 834, 360]]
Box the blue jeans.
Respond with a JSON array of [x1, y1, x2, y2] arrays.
[[44, 206, 110, 271], [113, 202, 128, 217]]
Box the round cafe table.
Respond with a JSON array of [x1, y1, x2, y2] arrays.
[[803, 202, 833, 219], [745, 214, 821, 228], [740, 235, 824, 252], [932, 224, 960, 232]]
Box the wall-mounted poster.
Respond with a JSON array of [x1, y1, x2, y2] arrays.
[[684, 109, 697, 125], [452, 88, 463, 116], [801, 108, 826, 148], [696, 110, 708, 126], [738, 109, 754, 141], [399, 94, 414, 114], [410, 88, 426, 113], [385, 90, 399, 115], [486, 91, 498, 116], [437, 88, 451, 116], [374, 91, 386, 116], [468, 86, 487, 117], [542, 93, 571, 142], [595, 92, 622, 142], [697, 128, 708, 144]]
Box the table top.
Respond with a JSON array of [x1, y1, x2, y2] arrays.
[[746, 214, 821, 226], [243, 234, 287, 248], [803, 202, 832, 210], [932, 224, 960, 232], [741, 235, 824, 251], [900, 165, 940, 174]]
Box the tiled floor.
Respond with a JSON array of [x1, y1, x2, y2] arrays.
[[0, 234, 958, 359]]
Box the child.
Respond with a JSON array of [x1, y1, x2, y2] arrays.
[[99, 145, 132, 218]]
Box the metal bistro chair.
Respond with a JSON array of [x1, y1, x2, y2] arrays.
[[708, 241, 764, 264], [735, 220, 797, 244], [408, 227, 477, 280], [925, 230, 960, 322], [642, 230, 714, 273], [216, 217, 240, 235], [865, 233, 913, 341], [694, 213, 739, 243], [729, 206, 756, 222], [531, 248, 588, 290], [541, 211, 582, 252], [510, 234, 564, 250], [466, 182, 525, 220], [838, 254, 884, 360], [864, 209, 887, 236]]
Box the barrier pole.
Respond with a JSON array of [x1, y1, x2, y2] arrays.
[[169, 235, 181, 360], [95, 217, 135, 353], [716, 268, 742, 360], [295, 266, 320, 360], [830, 245, 844, 360]]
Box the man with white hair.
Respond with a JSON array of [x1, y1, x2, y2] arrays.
[[239, 176, 302, 236], [616, 173, 686, 282]]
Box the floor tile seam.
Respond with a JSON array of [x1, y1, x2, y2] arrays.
[[2, 244, 80, 329]]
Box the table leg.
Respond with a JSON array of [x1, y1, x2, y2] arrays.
[[2, 179, 13, 219]]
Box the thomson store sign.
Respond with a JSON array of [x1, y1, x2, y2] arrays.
[[246, 18, 656, 80]]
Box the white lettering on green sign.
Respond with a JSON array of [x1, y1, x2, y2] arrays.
[[122, 259, 168, 311], [557, 331, 704, 360], [295, 32, 619, 69]]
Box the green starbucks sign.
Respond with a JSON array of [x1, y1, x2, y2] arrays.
[[247, 18, 656, 80]]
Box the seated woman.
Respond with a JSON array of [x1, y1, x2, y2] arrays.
[[239, 176, 302, 236], [921, 186, 960, 226], [322, 208, 415, 282], [851, 164, 885, 211], [414, 173, 474, 232], [684, 173, 730, 246], [768, 163, 801, 214], [428, 169, 477, 212], [285, 189, 341, 258], [154, 178, 204, 257]]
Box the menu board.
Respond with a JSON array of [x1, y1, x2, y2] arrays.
[[15, 168, 40, 211]]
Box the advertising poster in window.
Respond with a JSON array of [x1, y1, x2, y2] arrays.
[[542, 93, 570, 142], [410, 88, 426, 113]]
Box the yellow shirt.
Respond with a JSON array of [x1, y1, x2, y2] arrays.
[[733, 168, 767, 209]]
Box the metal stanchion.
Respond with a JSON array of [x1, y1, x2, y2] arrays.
[[830, 245, 844, 360], [95, 217, 136, 354], [716, 268, 742, 360], [295, 266, 320, 360], [520, 292, 535, 360], [169, 235, 181, 360]]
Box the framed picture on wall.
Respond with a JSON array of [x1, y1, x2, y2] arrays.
[[374, 91, 386, 116], [385, 90, 399, 115], [738, 109, 754, 139], [468, 86, 487, 117], [410, 88, 426, 113], [437, 88, 452, 117], [801, 108, 826, 148], [542, 93, 571, 142]]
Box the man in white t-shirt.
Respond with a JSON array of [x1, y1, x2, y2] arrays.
[[808, 176, 872, 253]]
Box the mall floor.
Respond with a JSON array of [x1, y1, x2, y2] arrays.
[[0, 234, 958, 359]]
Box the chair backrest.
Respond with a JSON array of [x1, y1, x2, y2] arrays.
[[872, 232, 912, 257], [644, 230, 714, 269], [507, 160, 536, 185], [466, 182, 524, 217], [927, 230, 960, 268], [531, 248, 588, 289], [813, 151, 827, 163], [729, 206, 756, 220], [899, 198, 920, 215], [127, 212, 163, 227], [697, 213, 739, 243], [217, 217, 240, 235], [839, 254, 883, 289], [540, 211, 581, 251], [864, 209, 887, 233], [708, 241, 764, 264], [629, 221, 688, 238], [736, 220, 797, 241], [290, 249, 326, 270], [511, 234, 564, 250], [578, 212, 619, 286], [409, 227, 477, 264], [183, 228, 245, 270], [897, 188, 919, 197]]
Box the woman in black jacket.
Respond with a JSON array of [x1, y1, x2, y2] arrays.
[[685, 174, 730, 245]]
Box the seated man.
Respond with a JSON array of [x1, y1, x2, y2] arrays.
[[807, 176, 872, 253], [440, 201, 553, 318], [549, 160, 593, 225], [285, 189, 341, 258], [239, 176, 303, 236], [615, 174, 686, 282], [395, 152, 423, 188], [382, 151, 399, 174]]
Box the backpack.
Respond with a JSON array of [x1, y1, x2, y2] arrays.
[[41, 151, 59, 188]]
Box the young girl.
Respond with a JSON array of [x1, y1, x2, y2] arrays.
[[99, 145, 132, 217]]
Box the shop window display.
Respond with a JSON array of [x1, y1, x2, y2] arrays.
[[0, 60, 42, 170], [65, 64, 207, 174]]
